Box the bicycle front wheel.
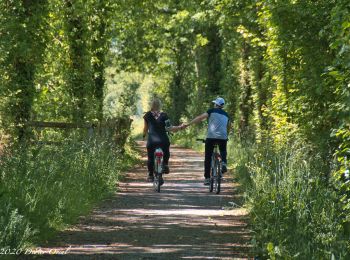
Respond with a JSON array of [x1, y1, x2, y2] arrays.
[[215, 162, 221, 194]]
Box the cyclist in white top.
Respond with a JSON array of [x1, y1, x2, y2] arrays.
[[183, 97, 230, 185]]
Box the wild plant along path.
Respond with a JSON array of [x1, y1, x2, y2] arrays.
[[31, 142, 251, 259]]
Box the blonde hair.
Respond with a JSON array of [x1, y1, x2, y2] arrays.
[[150, 98, 161, 111]]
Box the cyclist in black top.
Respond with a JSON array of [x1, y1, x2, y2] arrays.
[[143, 98, 182, 182]]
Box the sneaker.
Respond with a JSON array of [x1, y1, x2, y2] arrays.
[[222, 162, 227, 173], [147, 174, 154, 182], [162, 165, 170, 174], [204, 178, 210, 185]]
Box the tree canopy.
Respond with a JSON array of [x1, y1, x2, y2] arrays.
[[0, 0, 349, 257]]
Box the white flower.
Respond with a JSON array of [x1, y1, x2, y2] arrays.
[[344, 169, 350, 179]]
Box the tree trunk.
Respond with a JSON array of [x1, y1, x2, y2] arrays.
[[255, 55, 269, 132], [238, 40, 252, 138], [192, 25, 222, 116], [4, 0, 48, 142], [64, 0, 91, 123], [206, 26, 222, 96], [91, 1, 110, 123], [169, 43, 187, 125]]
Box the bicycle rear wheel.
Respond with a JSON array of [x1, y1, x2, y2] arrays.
[[215, 162, 221, 194], [153, 173, 161, 192], [153, 152, 162, 193], [209, 166, 214, 192], [215, 176, 221, 194], [157, 173, 162, 192]]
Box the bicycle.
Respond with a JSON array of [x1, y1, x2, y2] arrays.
[[197, 138, 222, 194], [153, 147, 164, 192], [147, 120, 172, 193]]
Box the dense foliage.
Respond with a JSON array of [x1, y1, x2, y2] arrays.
[[0, 0, 119, 139], [113, 0, 350, 258], [0, 0, 137, 251], [0, 139, 136, 250], [0, 0, 349, 258]]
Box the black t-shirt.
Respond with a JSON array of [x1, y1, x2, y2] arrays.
[[143, 111, 170, 147]]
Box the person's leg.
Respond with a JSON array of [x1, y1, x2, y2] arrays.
[[218, 139, 227, 163], [218, 139, 228, 172], [162, 144, 170, 174], [205, 139, 215, 179], [147, 145, 155, 179]]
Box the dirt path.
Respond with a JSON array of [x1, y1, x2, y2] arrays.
[[28, 142, 251, 259]]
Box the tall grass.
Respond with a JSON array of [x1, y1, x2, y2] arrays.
[[230, 140, 349, 259], [0, 138, 137, 250]]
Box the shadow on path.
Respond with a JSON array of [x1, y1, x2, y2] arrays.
[[24, 141, 251, 259]]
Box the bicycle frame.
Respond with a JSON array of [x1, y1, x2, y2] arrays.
[[210, 144, 222, 194], [153, 147, 164, 192], [196, 138, 223, 194]]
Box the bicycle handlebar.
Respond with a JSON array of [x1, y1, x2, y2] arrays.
[[196, 138, 229, 143]]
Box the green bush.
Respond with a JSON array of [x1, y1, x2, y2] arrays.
[[0, 138, 137, 250], [0, 203, 34, 250], [231, 140, 349, 259]]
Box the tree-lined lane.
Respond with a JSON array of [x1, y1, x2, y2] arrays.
[[28, 142, 251, 259]]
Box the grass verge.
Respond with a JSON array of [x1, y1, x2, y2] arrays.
[[0, 137, 139, 254], [230, 139, 349, 259]]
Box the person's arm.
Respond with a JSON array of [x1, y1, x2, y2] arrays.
[[143, 119, 148, 140], [167, 125, 182, 132], [185, 112, 209, 127]]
